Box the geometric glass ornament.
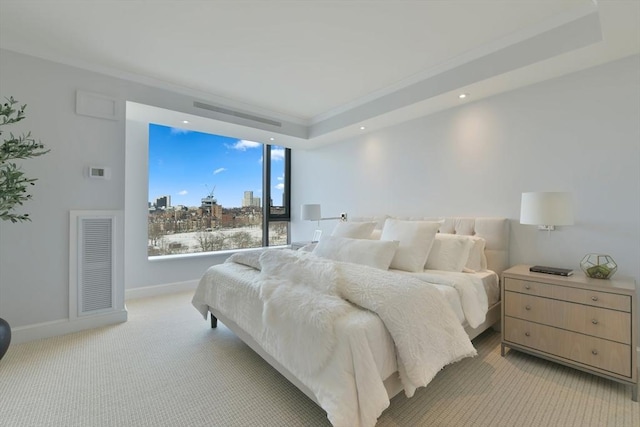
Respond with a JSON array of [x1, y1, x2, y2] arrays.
[[580, 253, 618, 279]]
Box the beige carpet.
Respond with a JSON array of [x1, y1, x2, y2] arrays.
[[1, 291, 638, 426]]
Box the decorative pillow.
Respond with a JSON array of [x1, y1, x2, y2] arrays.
[[369, 229, 382, 240], [350, 215, 390, 230], [464, 236, 487, 272], [380, 219, 440, 272], [331, 221, 377, 239], [426, 234, 475, 272], [312, 236, 399, 270]]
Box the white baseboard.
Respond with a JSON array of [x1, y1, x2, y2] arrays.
[[11, 309, 128, 344], [125, 280, 199, 300]]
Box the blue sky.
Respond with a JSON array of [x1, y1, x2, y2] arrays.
[[148, 124, 285, 208]]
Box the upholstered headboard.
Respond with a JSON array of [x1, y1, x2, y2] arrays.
[[351, 216, 510, 278], [437, 217, 510, 278]]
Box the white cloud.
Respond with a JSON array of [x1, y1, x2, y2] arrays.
[[213, 167, 226, 174], [231, 140, 261, 151], [277, 175, 284, 181], [178, 190, 188, 196], [170, 127, 191, 135], [271, 148, 285, 161], [275, 183, 285, 191]]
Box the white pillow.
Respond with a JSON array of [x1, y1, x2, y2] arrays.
[[380, 219, 440, 272], [312, 236, 399, 270], [350, 215, 390, 230], [331, 221, 377, 239], [369, 229, 382, 240], [464, 236, 487, 272], [426, 234, 474, 272]]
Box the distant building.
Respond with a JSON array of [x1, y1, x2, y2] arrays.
[[242, 191, 261, 208], [201, 193, 222, 223], [155, 195, 171, 209]]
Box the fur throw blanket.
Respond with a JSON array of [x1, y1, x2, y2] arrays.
[[245, 249, 476, 397]]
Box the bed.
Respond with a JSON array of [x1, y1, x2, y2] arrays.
[[192, 217, 509, 427]]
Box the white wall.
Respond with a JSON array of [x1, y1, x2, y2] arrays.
[[0, 51, 126, 335], [0, 50, 234, 340], [292, 55, 640, 288]]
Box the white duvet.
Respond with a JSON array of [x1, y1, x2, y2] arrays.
[[396, 270, 489, 328], [192, 249, 477, 427]]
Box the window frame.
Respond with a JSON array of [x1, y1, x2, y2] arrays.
[[262, 144, 291, 245]]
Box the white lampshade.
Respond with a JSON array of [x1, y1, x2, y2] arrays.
[[301, 204, 321, 221], [520, 192, 574, 226]]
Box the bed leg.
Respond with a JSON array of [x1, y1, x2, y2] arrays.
[[210, 313, 218, 328]]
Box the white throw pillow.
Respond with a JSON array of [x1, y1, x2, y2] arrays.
[[350, 215, 390, 230], [331, 221, 377, 239], [380, 219, 440, 272], [464, 236, 487, 272], [369, 229, 382, 240], [312, 235, 399, 270], [426, 234, 475, 272]]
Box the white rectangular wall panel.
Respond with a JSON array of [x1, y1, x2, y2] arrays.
[[76, 90, 118, 120]]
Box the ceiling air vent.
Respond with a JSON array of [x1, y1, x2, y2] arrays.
[[193, 101, 282, 127]]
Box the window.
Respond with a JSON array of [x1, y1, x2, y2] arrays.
[[147, 124, 290, 257], [265, 143, 291, 246]]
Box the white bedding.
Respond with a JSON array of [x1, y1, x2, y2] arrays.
[[425, 271, 499, 324], [397, 269, 499, 327], [192, 249, 493, 427]]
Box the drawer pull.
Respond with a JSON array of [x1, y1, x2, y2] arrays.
[[525, 305, 531, 311], [591, 296, 598, 301], [592, 349, 598, 355], [591, 319, 598, 325], [525, 332, 530, 337]]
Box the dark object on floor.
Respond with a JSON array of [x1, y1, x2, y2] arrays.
[[0, 317, 11, 360]]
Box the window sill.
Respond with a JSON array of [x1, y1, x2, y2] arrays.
[[147, 245, 288, 262]]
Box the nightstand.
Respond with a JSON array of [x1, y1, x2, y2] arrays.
[[501, 264, 638, 401]]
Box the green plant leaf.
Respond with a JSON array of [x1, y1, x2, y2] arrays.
[[0, 96, 50, 222]]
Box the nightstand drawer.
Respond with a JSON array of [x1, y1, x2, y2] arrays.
[[504, 317, 631, 377], [505, 278, 631, 312], [504, 291, 631, 343]]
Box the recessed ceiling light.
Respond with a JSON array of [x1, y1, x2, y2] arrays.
[[182, 120, 190, 124], [458, 93, 468, 99], [270, 137, 275, 141], [359, 126, 366, 130]]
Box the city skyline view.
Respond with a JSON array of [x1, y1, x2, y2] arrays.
[[148, 123, 285, 209]]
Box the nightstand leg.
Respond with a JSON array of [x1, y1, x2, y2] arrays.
[[501, 343, 505, 357], [632, 383, 638, 402]]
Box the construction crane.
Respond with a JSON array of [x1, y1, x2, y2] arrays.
[[205, 184, 216, 200], [201, 184, 217, 209]]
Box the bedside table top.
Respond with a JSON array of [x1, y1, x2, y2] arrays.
[[504, 264, 636, 293]]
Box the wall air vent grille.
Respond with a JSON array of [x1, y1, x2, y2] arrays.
[[77, 217, 114, 315], [193, 101, 282, 127], [69, 210, 122, 322]]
